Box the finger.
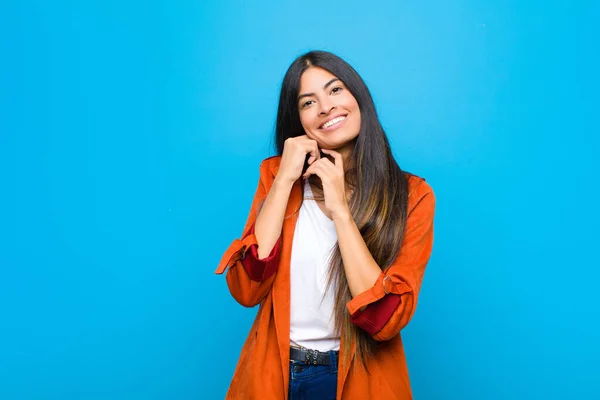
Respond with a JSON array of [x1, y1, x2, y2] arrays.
[[302, 162, 317, 179], [303, 161, 331, 180], [306, 142, 321, 165], [302, 160, 322, 179], [302, 166, 313, 179], [316, 155, 345, 184], [319, 159, 340, 179], [320, 149, 343, 170], [302, 162, 314, 179], [320, 157, 337, 171]]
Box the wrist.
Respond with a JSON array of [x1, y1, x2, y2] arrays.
[[331, 206, 352, 222], [273, 175, 296, 190]]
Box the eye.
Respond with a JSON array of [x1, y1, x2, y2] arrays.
[[331, 86, 343, 94], [301, 100, 314, 108]]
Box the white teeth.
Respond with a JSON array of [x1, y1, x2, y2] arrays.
[[321, 116, 346, 129]]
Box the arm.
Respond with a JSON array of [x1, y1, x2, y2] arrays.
[[255, 175, 294, 259], [340, 179, 436, 341], [302, 150, 436, 340], [214, 161, 292, 307]]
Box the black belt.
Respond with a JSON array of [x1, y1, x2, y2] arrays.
[[290, 347, 338, 366]]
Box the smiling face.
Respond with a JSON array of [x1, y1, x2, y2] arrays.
[[297, 67, 361, 153]]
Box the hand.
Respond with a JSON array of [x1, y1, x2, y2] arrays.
[[302, 149, 351, 219], [276, 135, 321, 185]]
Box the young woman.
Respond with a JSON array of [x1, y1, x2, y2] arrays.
[[215, 50, 436, 400]]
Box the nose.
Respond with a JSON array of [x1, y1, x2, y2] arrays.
[[319, 98, 335, 115]]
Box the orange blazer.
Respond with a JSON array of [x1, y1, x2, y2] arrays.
[[215, 155, 435, 400]]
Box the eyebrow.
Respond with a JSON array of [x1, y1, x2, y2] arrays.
[[297, 78, 340, 101]]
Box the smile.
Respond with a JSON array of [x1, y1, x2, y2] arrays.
[[319, 115, 347, 131]]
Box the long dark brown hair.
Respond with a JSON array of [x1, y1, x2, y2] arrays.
[[275, 50, 410, 368]]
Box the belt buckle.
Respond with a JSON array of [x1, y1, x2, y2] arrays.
[[305, 349, 319, 365]]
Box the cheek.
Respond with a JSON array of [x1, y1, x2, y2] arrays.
[[341, 95, 360, 114], [348, 98, 360, 113], [299, 112, 316, 133], [347, 100, 361, 126], [354, 113, 361, 129], [299, 115, 309, 132]]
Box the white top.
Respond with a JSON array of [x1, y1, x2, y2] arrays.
[[289, 179, 340, 352]]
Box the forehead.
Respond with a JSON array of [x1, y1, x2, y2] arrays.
[[299, 67, 339, 91]]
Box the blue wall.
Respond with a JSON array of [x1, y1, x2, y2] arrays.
[[1, 1, 598, 399]]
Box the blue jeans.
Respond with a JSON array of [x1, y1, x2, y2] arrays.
[[288, 350, 338, 400]]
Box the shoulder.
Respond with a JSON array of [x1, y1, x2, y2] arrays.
[[259, 155, 282, 169], [259, 155, 282, 177], [404, 173, 435, 216], [256, 156, 282, 188]]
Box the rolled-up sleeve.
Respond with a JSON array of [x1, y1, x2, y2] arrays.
[[214, 160, 283, 307], [240, 223, 282, 281], [347, 180, 435, 341]]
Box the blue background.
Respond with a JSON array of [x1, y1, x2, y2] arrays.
[[1, 0, 599, 399]]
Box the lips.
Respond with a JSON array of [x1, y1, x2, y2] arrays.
[[319, 114, 348, 130]]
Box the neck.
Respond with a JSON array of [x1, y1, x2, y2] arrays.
[[333, 139, 356, 172]]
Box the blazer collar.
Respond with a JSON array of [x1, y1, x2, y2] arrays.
[[267, 156, 282, 178]]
